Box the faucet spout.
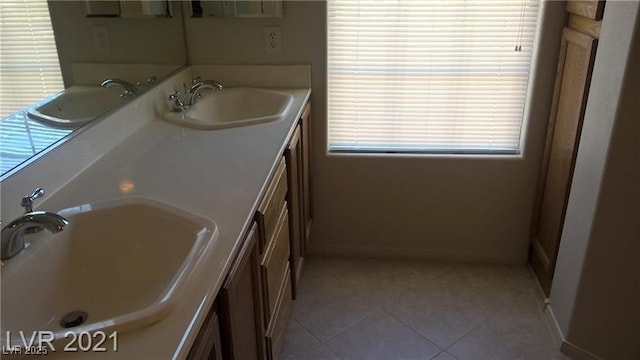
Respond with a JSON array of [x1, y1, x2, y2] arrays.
[[184, 80, 223, 106], [101, 79, 139, 99], [1, 211, 69, 260]]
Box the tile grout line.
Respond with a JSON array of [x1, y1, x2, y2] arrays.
[[429, 349, 460, 360], [380, 306, 444, 353], [442, 321, 484, 353], [289, 318, 326, 347], [320, 307, 383, 345]]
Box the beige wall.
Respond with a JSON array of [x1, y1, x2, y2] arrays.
[[184, 1, 565, 263], [550, 2, 640, 358], [48, 1, 187, 86]]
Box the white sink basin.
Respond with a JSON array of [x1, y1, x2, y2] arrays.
[[163, 87, 293, 130], [27, 86, 126, 129], [0, 197, 217, 345]]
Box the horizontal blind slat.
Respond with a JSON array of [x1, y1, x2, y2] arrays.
[[327, 0, 539, 153], [0, 0, 64, 118]]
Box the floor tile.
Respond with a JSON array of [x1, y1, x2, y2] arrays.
[[447, 292, 570, 360], [335, 258, 451, 306], [282, 257, 568, 360], [431, 351, 458, 360], [326, 311, 441, 360], [284, 344, 340, 360], [384, 271, 493, 348], [292, 259, 382, 341], [281, 320, 321, 358]]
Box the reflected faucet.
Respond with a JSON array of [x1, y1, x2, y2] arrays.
[[183, 80, 223, 106], [1, 188, 69, 260], [101, 79, 140, 99]]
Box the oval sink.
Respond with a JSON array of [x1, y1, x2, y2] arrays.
[[0, 197, 217, 345], [163, 87, 293, 130], [27, 86, 126, 129]]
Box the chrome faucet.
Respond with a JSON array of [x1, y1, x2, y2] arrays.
[[1, 188, 69, 260], [21, 187, 46, 234], [101, 79, 140, 99], [183, 80, 223, 106]]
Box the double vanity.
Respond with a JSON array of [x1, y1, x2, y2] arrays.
[[0, 65, 312, 359]]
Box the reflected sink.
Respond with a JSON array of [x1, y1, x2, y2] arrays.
[[27, 86, 126, 129], [0, 197, 217, 345], [163, 87, 293, 130]]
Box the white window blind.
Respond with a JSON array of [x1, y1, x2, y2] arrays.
[[328, 0, 540, 154], [1, 0, 64, 118]]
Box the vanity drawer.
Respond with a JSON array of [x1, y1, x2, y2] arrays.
[[257, 157, 288, 253], [265, 267, 292, 360], [261, 202, 290, 320]]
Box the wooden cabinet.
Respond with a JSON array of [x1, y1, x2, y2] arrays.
[[257, 160, 293, 360], [199, 100, 312, 360], [261, 202, 291, 322], [187, 302, 224, 360], [256, 158, 288, 255], [566, 0, 605, 20], [265, 267, 292, 360], [300, 103, 313, 250], [218, 223, 265, 360], [530, 25, 599, 294], [284, 103, 313, 299], [285, 126, 304, 298]]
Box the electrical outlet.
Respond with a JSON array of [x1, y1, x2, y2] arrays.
[[264, 26, 281, 55], [92, 26, 110, 54]]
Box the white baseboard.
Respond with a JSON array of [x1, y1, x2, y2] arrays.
[[307, 243, 526, 264], [529, 271, 603, 360], [545, 305, 566, 347]]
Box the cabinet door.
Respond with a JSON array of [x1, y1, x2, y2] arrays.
[[300, 103, 313, 250], [218, 222, 265, 360], [566, 0, 605, 20], [285, 125, 304, 298], [187, 302, 223, 360], [530, 28, 597, 295]]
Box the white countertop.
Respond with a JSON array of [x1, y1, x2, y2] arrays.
[[29, 87, 311, 359]]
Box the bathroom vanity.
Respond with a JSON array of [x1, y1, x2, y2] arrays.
[[0, 65, 312, 359], [190, 101, 313, 360]]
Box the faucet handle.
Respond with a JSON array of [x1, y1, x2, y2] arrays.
[[168, 91, 181, 101], [21, 188, 44, 213], [168, 91, 187, 113]]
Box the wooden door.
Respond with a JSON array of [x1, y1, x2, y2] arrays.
[[218, 223, 265, 360], [285, 125, 304, 298], [530, 27, 598, 294]]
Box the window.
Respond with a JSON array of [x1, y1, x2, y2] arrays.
[[0, 0, 64, 118], [327, 0, 540, 154]]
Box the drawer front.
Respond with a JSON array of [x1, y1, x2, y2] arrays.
[[258, 157, 288, 251], [266, 267, 292, 360], [262, 202, 290, 320]]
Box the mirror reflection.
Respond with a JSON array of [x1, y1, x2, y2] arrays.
[[190, 0, 282, 18], [84, 0, 173, 18], [0, 0, 186, 178]]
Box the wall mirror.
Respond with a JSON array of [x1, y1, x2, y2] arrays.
[[84, 0, 173, 18], [0, 0, 187, 180], [189, 0, 282, 18]]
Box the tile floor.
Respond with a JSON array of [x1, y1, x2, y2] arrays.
[[281, 257, 570, 360]]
